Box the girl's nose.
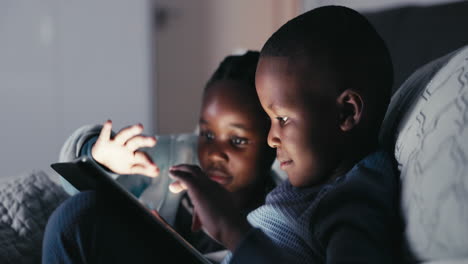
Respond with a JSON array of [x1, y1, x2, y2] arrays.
[[208, 141, 229, 161]]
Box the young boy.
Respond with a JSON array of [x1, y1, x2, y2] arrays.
[[169, 6, 401, 263]]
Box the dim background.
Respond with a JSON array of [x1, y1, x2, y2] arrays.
[[0, 0, 462, 179]]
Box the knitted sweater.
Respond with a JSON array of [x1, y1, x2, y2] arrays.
[[225, 150, 401, 264]]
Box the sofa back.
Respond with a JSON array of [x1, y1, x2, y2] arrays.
[[365, 1, 468, 93], [380, 45, 468, 262]]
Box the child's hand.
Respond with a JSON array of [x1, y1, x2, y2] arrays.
[[91, 120, 159, 177], [169, 164, 251, 251]]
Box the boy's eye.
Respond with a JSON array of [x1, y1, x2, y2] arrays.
[[200, 131, 215, 140], [231, 137, 248, 146], [276, 116, 289, 126]]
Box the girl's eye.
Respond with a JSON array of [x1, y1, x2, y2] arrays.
[[231, 137, 248, 146], [200, 131, 215, 140], [276, 116, 289, 126]]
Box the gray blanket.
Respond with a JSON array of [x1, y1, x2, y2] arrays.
[[0, 170, 68, 263]]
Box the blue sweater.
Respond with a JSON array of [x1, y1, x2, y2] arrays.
[[226, 150, 401, 264]]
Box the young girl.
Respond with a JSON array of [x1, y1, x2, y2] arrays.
[[43, 51, 278, 263]]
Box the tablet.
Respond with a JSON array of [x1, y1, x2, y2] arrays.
[[51, 157, 211, 264]]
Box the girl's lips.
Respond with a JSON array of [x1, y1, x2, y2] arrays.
[[206, 169, 232, 185], [207, 173, 233, 185], [280, 160, 293, 169]]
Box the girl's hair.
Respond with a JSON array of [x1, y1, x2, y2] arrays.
[[205, 51, 260, 90]]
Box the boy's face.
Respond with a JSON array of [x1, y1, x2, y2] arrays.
[[256, 56, 343, 187], [198, 80, 272, 194]]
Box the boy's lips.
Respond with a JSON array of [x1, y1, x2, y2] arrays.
[[279, 160, 293, 169], [206, 169, 232, 185]]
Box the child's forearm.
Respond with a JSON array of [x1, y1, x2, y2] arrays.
[[58, 125, 102, 195]]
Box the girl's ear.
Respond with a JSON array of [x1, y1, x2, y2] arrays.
[[337, 89, 364, 132]]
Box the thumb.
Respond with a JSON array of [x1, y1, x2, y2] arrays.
[[168, 180, 187, 193], [168, 167, 196, 193]]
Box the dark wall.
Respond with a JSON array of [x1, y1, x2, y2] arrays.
[[365, 1, 468, 93]]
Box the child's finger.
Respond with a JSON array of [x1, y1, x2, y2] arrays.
[[169, 164, 203, 179], [114, 124, 143, 145], [133, 151, 159, 173], [125, 136, 157, 152], [97, 120, 113, 142], [169, 180, 187, 193], [129, 164, 158, 178], [133, 151, 155, 165]]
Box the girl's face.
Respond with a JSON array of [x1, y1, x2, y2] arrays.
[[197, 80, 273, 196]]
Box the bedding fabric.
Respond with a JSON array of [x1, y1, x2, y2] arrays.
[[380, 45, 468, 261], [0, 170, 69, 263]]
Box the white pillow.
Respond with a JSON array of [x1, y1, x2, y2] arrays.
[[380, 45, 468, 261]]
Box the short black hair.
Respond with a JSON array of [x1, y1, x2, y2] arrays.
[[261, 6, 393, 141], [205, 50, 260, 90]]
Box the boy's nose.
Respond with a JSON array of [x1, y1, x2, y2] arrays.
[[267, 128, 281, 148]]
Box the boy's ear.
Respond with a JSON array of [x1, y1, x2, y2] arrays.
[[337, 89, 364, 132]]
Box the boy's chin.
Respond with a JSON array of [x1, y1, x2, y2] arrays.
[[288, 172, 322, 188], [288, 174, 309, 188]]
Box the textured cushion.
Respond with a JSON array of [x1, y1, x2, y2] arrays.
[[380, 45, 468, 261], [0, 170, 69, 263]]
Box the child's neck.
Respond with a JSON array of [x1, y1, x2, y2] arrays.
[[327, 142, 376, 183]]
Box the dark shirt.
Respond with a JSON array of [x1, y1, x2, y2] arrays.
[[228, 150, 402, 264]]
